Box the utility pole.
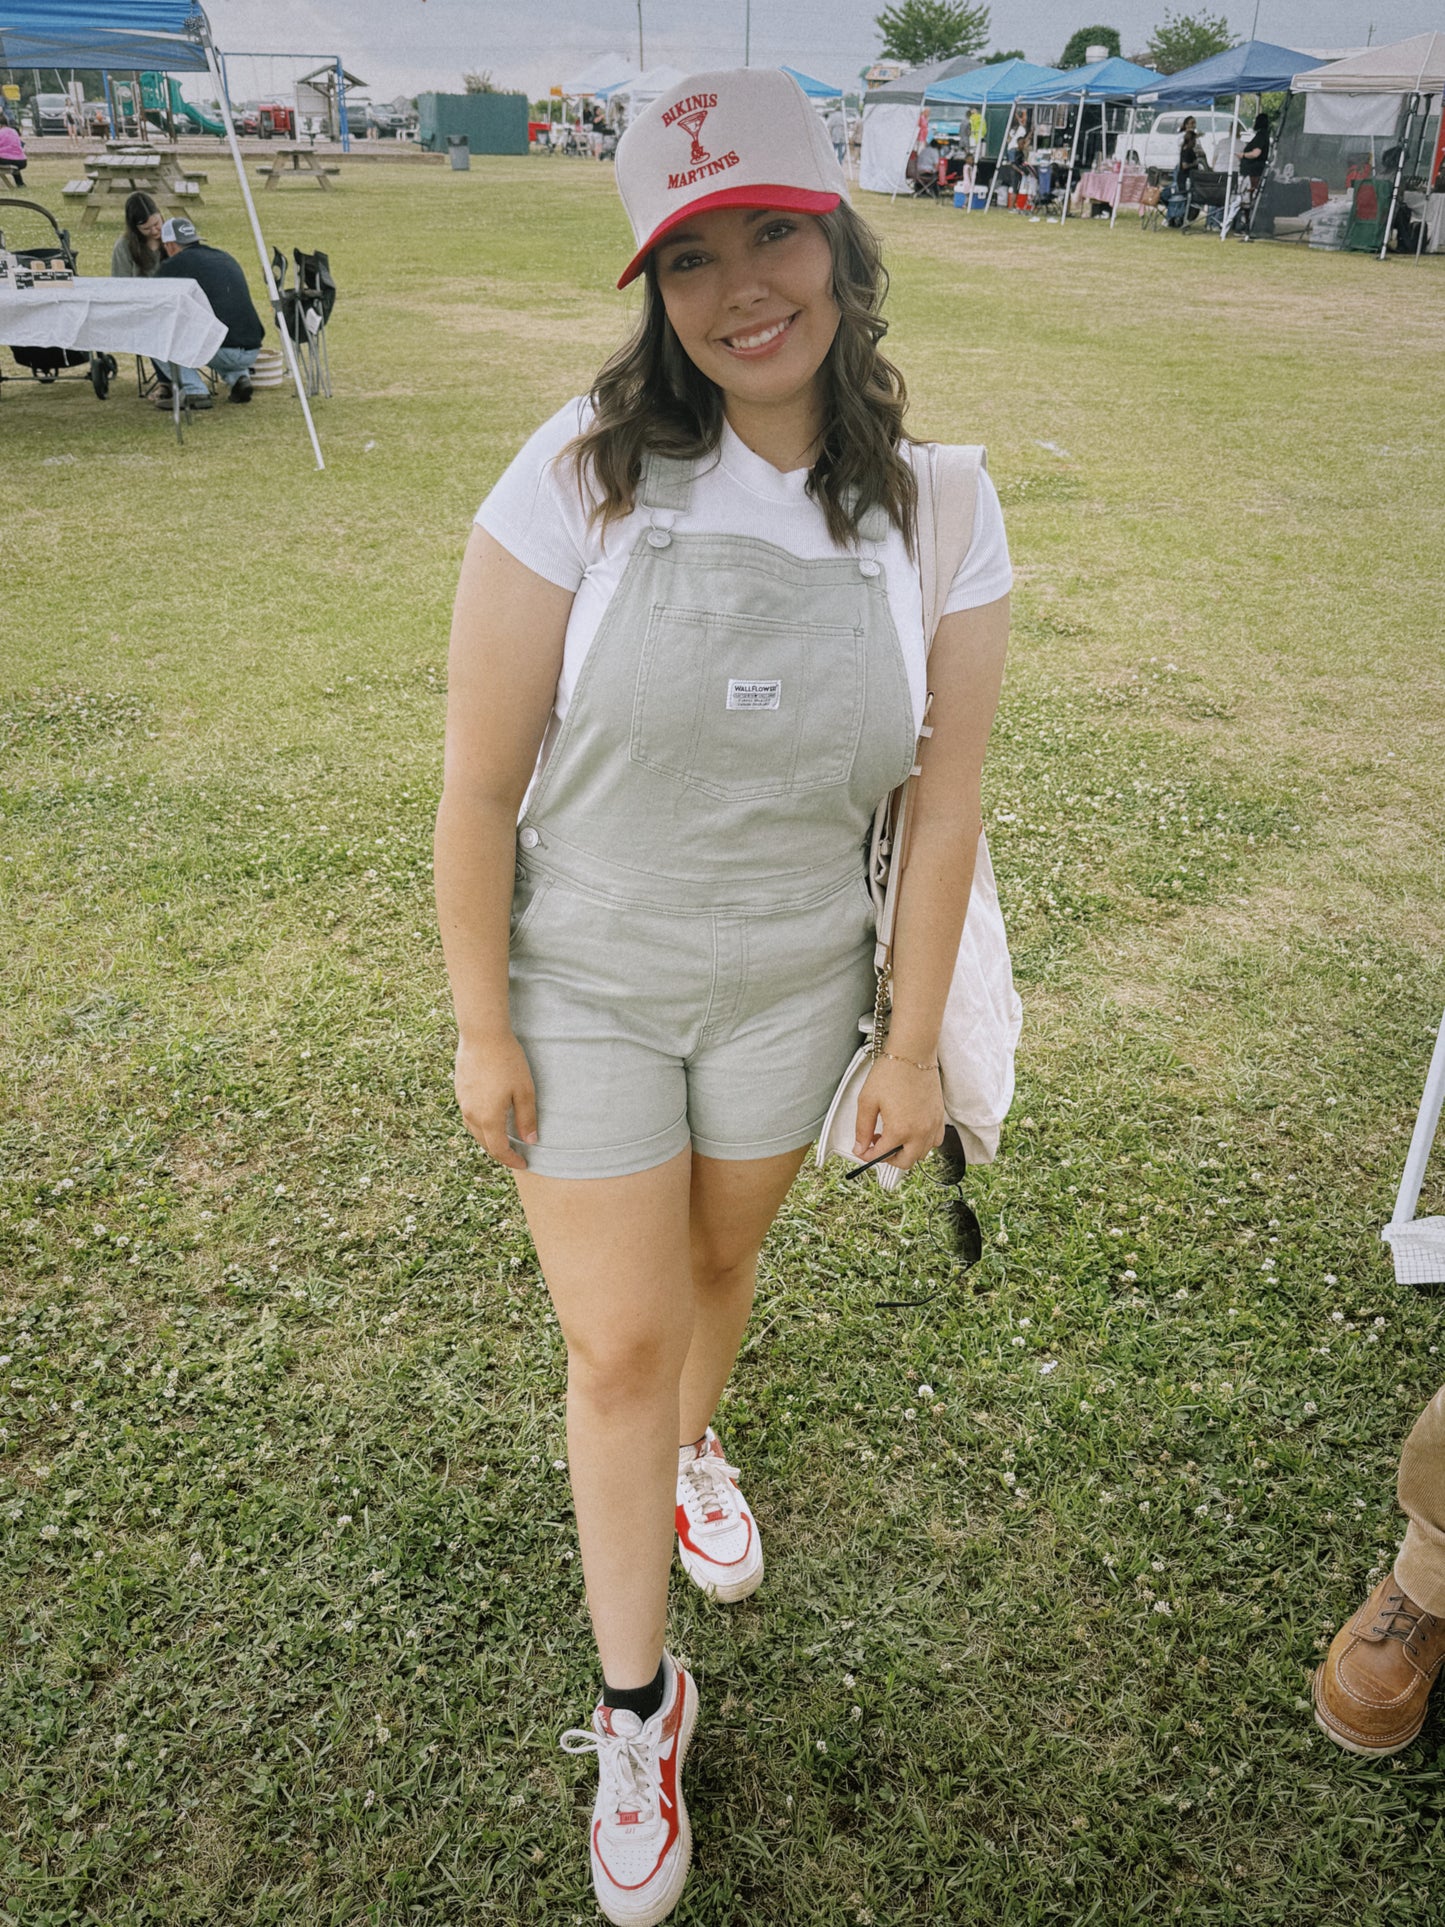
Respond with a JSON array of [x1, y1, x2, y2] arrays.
[[637, 0, 645, 70]]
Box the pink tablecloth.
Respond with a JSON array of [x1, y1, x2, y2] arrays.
[[1076, 166, 1148, 206]]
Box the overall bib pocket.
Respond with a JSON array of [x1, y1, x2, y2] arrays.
[[631, 603, 865, 800]]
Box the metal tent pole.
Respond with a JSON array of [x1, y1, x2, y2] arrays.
[[1380, 93, 1416, 261], [201, 29, 325, 469], [1220, 90, 1241, 241], [1111, 101, 1137, 226], [1060, 91, 1084, 223]]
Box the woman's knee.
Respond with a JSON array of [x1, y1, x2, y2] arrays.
[[566, 1327, 688, 1409]]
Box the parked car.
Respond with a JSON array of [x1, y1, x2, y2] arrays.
[[1113, 109, 1243, 174], [31, 92, 71, 135]]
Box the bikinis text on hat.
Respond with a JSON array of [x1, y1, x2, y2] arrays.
[[614, 68, 848, 289]]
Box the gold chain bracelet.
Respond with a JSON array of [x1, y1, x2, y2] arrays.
[[876, 1048, 940, 1074]]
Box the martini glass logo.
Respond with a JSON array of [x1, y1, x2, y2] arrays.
[[674, 107, 711, 164]]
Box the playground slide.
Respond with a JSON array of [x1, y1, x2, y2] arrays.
[[173, 91, 225, 138], [139, 73, 225, 137]]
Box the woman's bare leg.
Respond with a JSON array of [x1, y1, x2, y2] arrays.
[[678, 1146, 809, 1447], [516, 1148, 693, 1689]]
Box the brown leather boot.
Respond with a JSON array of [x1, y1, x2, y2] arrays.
[[1314, 1574, 1445, 1756]]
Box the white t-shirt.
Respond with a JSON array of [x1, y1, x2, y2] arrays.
[[475, 397, 1012, 741]]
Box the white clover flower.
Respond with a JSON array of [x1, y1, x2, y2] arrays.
[[336, 1514, 352, 1528], [917, 1384, 934, 1400]]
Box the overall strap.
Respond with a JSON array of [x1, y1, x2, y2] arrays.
[[637, 450, 696, 518]]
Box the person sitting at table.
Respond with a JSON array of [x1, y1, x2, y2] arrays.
[[150, 216, 265, 409], [0, 115, 26, 186], [111, 191, 164, 278], [110, 192, 171, 402]]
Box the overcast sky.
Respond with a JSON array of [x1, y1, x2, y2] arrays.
[[204, 2, 1438, 102]]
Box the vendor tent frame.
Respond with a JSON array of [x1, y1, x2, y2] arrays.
[[1016, 57, 1167, 226], [0, 0, 324, 466], [1294, 33, 1445, 262]]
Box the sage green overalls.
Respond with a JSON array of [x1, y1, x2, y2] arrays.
[[507, 452, 917, 1178]]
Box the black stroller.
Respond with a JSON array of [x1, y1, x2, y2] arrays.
[[0, 198, 117, 400]]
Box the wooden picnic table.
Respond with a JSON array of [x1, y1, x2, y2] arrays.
[[258, 144, 341, 190], [70, 154, 207, 226]]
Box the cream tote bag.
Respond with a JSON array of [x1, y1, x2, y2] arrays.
[[816, 443, 1023, 1189]]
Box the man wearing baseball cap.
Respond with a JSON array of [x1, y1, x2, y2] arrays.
[[151, 216, 265, 409]]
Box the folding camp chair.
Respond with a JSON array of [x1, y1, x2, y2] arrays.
[[273, 244, 335, 397]]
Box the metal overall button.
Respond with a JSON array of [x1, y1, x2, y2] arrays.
[[858, 558, 880, 578], [519, 826, 540, 849], [647, 528, 673, 549]]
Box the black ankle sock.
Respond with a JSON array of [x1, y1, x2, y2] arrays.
[[602, 1658, 666, 1724]]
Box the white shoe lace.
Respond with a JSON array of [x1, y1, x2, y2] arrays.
[[559, 1712, 671, 1833], [678, 1449, 742, 1533]]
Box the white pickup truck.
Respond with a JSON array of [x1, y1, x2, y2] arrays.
[[1112, 108, 1243, 173]]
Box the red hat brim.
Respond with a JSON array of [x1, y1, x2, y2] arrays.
[[617, 184, 841, 288]]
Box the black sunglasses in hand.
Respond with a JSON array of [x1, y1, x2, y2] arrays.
[[874, 1126, 984, 1309]]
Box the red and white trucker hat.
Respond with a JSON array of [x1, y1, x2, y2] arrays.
[[614, 68, 848, 289]]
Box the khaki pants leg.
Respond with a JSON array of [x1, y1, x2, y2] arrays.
[[1393, 1381, 1445, 1615]]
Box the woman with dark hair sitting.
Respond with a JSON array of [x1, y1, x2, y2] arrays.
[[436, 65, 1011, 1925], [110, 192, 169, 401], [111, 190, 164, 277]]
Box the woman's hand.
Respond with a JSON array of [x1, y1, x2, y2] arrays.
[[853, 1056, 945, 1174], [455, 1031, 538, 1171]]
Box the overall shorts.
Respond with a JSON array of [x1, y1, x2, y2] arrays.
[[507, 452, 917, 1178]]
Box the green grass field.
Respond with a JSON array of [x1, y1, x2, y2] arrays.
[[4, 154, 1445, 1924]]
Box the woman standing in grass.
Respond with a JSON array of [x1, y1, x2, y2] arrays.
[[435, 68, 1010, 1924]]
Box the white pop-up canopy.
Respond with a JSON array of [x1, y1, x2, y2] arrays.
[[1292, 33, 1445, 260]]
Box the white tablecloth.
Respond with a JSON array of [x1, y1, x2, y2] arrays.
[[0, 276, 226, 364]]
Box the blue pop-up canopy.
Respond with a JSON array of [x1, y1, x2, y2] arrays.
[[0, 0, 325, 466], [781, 64, 843, 100], [0, 0, 209, 70], [1139, 39, 1325, 104], [925, 59, 1066, 105], [1017, 55, 1167, 101]]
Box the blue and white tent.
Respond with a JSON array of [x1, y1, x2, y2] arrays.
[[0, 0, 209, 69], [1015, 56, 1167, 102], [1013, 56, 1168, 223], [925, 59, 1066, 106], [0, 0, 323, 463], [1139, 42, 1329, 246], [1138, 39, 1326, 104], [780, 65, 843, 101]]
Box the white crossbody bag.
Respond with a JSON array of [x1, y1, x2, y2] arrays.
[[816, 443, 1023, 1190]]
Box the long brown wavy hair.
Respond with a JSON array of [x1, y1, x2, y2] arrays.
[[567, 201, 916, 552]]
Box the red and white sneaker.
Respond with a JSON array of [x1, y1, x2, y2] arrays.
[[675, 1429, 764, 1603], [559, 1652, 698, 1927]]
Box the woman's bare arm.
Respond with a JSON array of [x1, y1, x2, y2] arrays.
[[853, 592, 1010, 1166], [435, 526, 574, 1167]]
